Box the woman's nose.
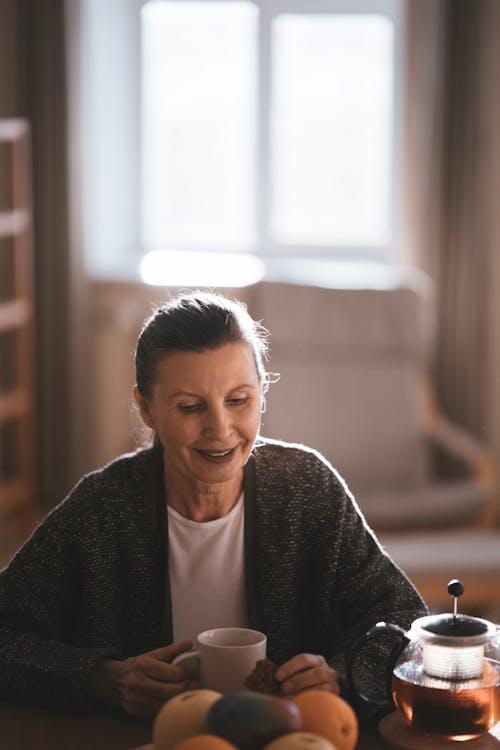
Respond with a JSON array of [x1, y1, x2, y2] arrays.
[[202, 405, 231, 437]]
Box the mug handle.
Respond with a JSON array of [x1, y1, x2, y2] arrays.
[[345, 622, 409, 708], [172, 649, 200, 680]]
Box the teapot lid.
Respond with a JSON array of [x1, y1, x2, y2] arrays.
[[414, 579, 496, 645], [421, 613, 489, 637]]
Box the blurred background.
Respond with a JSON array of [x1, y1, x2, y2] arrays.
[[0, 0, 499, 610]]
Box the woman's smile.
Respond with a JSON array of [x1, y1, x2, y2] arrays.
[[194, 445, 239, 463]]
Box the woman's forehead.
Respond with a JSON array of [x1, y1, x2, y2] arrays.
[[153, 342, 261, 388]]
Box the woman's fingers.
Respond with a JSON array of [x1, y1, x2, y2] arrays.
[[149, 640, 194, 662], [275, 653, 340, 696], [123, 672, 190, 701], [275, 653, 323, 680], [280, 668, 340, 695], [113, 641, 196, 717], [142, 655, 187, 682]]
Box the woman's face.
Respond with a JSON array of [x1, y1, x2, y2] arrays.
[[135, 342, 263, 487]]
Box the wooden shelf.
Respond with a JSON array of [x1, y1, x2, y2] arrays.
[[0, 120, 28, 141], [0, 478, 32, 514], [0, 209, 30, 238], [0, 118, 37, 521], [0, 390, 30, 421], [0, 299, 31, 331]]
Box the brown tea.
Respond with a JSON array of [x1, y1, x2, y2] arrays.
[[392, 658, 500, 740]]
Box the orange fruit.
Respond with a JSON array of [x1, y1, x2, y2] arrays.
[[171, 734, 238, 750], [290, 691, 358, 750], [153, 689, 222, 750], [263, 731, 337, 749]]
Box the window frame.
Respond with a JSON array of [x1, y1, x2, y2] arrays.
[[67, 0, 407, 279], [257, 0, 406, 262]]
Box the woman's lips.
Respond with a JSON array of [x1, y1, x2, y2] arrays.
[[195, 447, 237, 463]]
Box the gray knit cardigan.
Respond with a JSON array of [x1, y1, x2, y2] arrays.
[[0, 439, 426, 712]]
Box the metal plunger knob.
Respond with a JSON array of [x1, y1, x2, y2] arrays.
[[448, 578, 464, 618], [448, 579, 465, 598]]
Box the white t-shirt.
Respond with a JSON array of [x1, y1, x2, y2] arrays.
[[168, 493, 248, 644]]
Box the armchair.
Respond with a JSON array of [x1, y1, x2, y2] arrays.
[[247, 274, 499, 613]]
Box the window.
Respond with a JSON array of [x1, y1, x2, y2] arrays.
[[69, 0, 405, 284], [270, 12, 393, 250], [142, 1, 258, 254]]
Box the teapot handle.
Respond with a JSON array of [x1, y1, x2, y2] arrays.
[[346, 622, 410, 708]]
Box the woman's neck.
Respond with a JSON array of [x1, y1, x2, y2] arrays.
[[164, 470, 243, 522]]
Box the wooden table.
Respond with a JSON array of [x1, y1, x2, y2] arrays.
[[0, 701, 385, 750], [1, 701, 498, 750], [0, 702, 152, 750]]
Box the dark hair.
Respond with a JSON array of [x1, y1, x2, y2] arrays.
[[135, 290, 272, 398]]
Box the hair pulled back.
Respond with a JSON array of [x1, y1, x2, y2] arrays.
[[135, 290, 271, 398]]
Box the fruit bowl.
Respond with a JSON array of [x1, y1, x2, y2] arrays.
[[134, 688, 358, 750]]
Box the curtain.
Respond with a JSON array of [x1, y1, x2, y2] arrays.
[[405, 0, 500, 440], [0, 0, 71, 509]]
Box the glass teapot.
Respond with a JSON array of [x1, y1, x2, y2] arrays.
[[346, 580, 500, 740]]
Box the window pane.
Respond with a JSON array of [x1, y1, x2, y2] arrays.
[[141, 1, 257, 252], [271, 14, 394, 247]]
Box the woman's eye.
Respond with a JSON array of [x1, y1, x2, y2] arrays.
[[178, 403, 202, 413], [227, 396, 248, 406]]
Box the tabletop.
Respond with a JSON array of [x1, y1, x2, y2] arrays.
[[0, 702, 152, 750], [0, 701, 498, 750], [0, 701, 385, 750]]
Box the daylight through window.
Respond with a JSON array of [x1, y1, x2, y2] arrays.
[[141, 0, 400, 271]]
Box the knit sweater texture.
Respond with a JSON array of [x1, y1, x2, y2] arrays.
[[0, 439, 426, 711]]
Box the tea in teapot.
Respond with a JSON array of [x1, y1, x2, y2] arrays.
[[347, 580, 500, 740]]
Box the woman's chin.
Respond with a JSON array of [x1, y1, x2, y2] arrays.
[[191, 450, 247, 484]]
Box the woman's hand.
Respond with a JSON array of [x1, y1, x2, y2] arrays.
[[88, 640, 198, 717], [275, 653, 340, 696]]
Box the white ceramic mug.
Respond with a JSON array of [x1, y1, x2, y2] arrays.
[[173, 627, 267, 693]]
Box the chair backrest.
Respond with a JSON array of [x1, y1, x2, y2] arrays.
[[247, 275, 434, 495]]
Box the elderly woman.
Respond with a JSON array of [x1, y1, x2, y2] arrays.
[[0, 291, 426, 717]]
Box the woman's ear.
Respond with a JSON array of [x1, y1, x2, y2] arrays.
[[133, 385, 155, 429]]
